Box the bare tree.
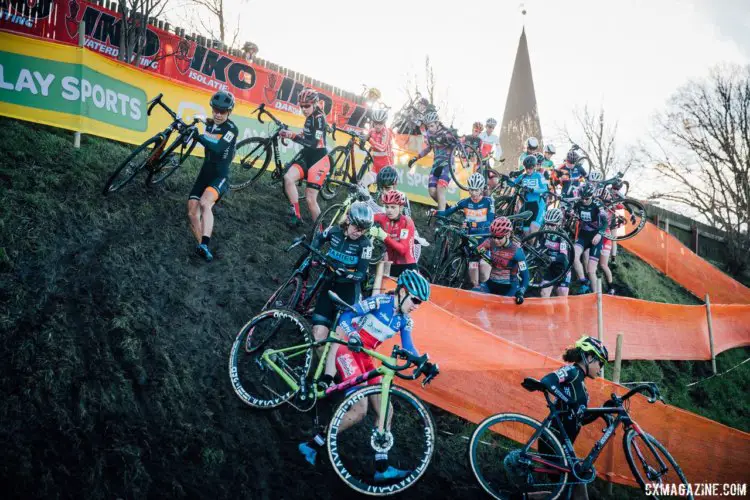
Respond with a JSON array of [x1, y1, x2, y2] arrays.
[[117, 0, 168, 67], [178, 0, 247, 49], [563, 105, 634, 179], [645, 64, 750, 275]]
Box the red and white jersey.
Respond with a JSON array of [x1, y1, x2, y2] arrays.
[[478, 131, 501, 161], [366, 127, 394, 164], [374, 213, 416, 265]]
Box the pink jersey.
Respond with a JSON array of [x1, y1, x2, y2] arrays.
[[367, 127, 394, 165]]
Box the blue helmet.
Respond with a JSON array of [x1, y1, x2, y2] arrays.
[[522, 155, 537, 169], [397, 269, 431, 302]]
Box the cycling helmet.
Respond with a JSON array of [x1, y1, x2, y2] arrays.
[[544, 207, 564, 225], [397, 269, 431, 302], [423, 111, 440, 124], [417, 97, 430, 107], [589, 171, 603, 182], [579, 184, 595, 198], [575, 336, 609, 364], [467, 172, 486, 191], [566, 150, 579, 164], [472, 121, 483, 130], [490, 217, 513, 237], [381, 190, 406, 206], [298, 88, 319, 105], [347, 201, 374, 230], [365, 87, 382, 101], [486, 117, 498, 127], [544, 144, 556, 154], [535, 153, 545, 164], [371, 109, 388, 124], [376, 166, 399, 188], [526, 137, 539, 150], [210, 90, 235, 111], [522, 155, 537, 169]]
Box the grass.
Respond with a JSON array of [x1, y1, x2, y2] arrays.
[[0, 117, 747, 499]]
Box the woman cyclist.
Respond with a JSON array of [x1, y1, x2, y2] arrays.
[[476, 217, 529, 304], [571, 184, 608, 293], [299, 270, 432, 483], [373, 190, 417, 278], [407, 111, 456, 211], [518, 136, 540, 170], [359, 109, 394, 189], [506, 155, 549, 236], [539, 208, 571, 297]]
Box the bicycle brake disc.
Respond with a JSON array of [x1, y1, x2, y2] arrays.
[[370, 428, 394, 453]]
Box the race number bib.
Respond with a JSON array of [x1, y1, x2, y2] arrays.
[[361, 246, 373, 259]]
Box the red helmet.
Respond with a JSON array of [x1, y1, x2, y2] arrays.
[[381, 190, 406, 206], [298, 88, 319, 105], [490, 217, 513, 237]]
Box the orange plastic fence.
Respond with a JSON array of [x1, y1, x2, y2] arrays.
[[428, 286, 745, 360], [620, 222, 750, 304], [387, 301, 750, 488]]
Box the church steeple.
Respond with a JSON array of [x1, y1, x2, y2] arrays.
[[499, 25, 543, 171]]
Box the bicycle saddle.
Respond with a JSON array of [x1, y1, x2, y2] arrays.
[[507, 211, 533, 222], [328, 291, 357, 313]]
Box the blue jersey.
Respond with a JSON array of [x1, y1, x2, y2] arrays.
[[439, 196, 495, 235], [339, 294, 417, 355], [510, 171, 548, 203]]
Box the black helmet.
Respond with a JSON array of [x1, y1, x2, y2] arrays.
[[579, 184, 595, 198], [347, 202, 374, 230], [210, 90, 235, 111], [522, 155, 537, 169], [566, 150, 579, 164], [376, 166, 399, 189]]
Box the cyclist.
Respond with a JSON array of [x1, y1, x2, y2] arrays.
[[187, 90, 239, 262], [435, 173, 494, 288], [556, 150, 588, 198], [462, 121, 484, 153], [518, 136, 540, 170], [359, 109, 394, 189], [372, 190, 417, 277], [310, 201, 374, 351], [479, 118, 503, 191], [539, 208, 571, 298], [540, 144, 556, 173], [537, 336, 610, 500], [281, 88, 330, 227], [506, 155, 549, 236], [571, 184, 608, 293], [476, 217, 529, 304], [299, 270, 431, 482], [407, 111, 456, 211]]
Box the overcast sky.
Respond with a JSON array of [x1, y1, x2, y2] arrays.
[[167, 0, 749, 148]]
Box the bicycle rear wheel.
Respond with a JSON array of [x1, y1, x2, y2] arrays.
[[450, 144, 482, 191], [469, 412, 568, 500], [231, 137, 272, 191], [327, 384, 436, 496], [103, 135, 162, 195], [604, 198, 647, 241], [623, 430, 692, 499], [146, 134, 198, 185], [521, 230, 575, 288], [228, 308, 313, 409], [263, 274, 304, 311], [321, 146, 351, 200]]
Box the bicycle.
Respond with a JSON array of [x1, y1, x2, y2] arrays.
[[469, 380, 691, 500], [321, 125, 374, 200], [446, 134, 483, 192], [229, 294, 440, 495], [555, 191, 646, 243], [102, 93, 201, 194]]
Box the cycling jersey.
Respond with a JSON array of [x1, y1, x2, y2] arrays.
[[189, 119, 238, 201], [438, 196, 495, 236], [366, 126, 394, 173], [339, 294, 417, 355], [556, 163, 588, 197], [574, 200, 607, 235], [508, 171, 548, 203], [374, 213, 416, 265], [477, 239, 530, 291], [313, 226, 372, 283], [540, 231, 571, 288], [291, 108, 327, 150], [290, 109, 330, 188], [540, 364, 590, 433], [417, 126, 457, 164], [462, 134, 483, 152], [478, 131, 500, 160]]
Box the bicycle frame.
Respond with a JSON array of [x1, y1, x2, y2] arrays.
[[144, 94, 199, 169], [330, 126, 372, 182]]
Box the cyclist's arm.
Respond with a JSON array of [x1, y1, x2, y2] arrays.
[[400, 318, 419, 356], [596, 204, 608, 235], [196, 123, 237, 154], [515, 248, 530, 293], [437, 198, 466, 217], [368, 129, 390, 152], [382, 217, 415, 259], [533, 175, 549, 194], [415, 139, 432, 159], [291, 113, 326, 149], [312, 227, 332, 250]]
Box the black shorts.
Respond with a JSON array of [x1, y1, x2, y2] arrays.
[[389, 263, 417, 278], [291, 149, 330, 190], [312, 280, 360, 328], [575, 231, 603, 260], [189, 170, 228, 201]]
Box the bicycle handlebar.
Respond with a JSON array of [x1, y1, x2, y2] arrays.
[[617, 383, 662, 404], [381, 345, 440, 387], [252, 103, 287, 129], [285, 236, 336, 272]]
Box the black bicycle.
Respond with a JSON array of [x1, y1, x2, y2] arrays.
[[321, 125, 374, 200], [469, 380, 691, 499], [103, 93, 201, 194]]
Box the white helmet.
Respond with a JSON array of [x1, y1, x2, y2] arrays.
[[371, 109, 388, 124], [589, 171, 603, 182], [467, 172, 486, 191], [423, 111, 440, 124], [486, 117, 497, 127], [544, 144, 556, 154], [545, 207, 564, 225], [526, 137, 539, 150]]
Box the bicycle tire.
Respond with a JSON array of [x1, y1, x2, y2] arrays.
[[603, 197, 647, 241], [310, 202, 345, 242], [321, 146, 351, 201], [450, 144, 482, 191], [327, 384, 436, 496], [146, 134, 198, 185], [495, 196, 517, 217], [228, 308, 314, 409], [354, 150, 375, 184], [262, 274, 303, 312], [103, 135, 163, 195], [521, 230, 575, 288], [469, 412, 568, 500], [434, 255, 468, 288], [623, 430, 693, 499], [231, 137, 272, 191]]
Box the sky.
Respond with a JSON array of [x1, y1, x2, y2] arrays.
[[165, 0, 749, 147]]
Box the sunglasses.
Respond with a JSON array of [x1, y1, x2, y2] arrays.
[[493, 235, 508, 241], [410, 296, 423, 305], [300, 104, 313, 109], [351, 225, 368, 233], [212, 107, 229, 114]]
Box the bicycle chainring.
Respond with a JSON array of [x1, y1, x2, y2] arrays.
[[572, 461, 597, 483]]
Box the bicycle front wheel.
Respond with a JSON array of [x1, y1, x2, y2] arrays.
[[228, 308, 314, 409], [450, 144, 482, 191], [623, 430, 692, 499], [310, 202, 345, 242], [262, 274, 303, 311], [146, 134, 197, 186], [521, 230, 575, 288], [103, 135, 162, 195], [604, 198, 647, 241], [231, 137, 272, 191], [469, 413, 569, 500], [327, 384, 436, 496], [321, 146, 351, 200]]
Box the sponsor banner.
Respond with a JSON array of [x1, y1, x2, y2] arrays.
[[0, 31, 460, 204]]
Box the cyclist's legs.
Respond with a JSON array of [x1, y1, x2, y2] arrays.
[[573, 243, 586, 281], [599, 239, 613, 287], [429, 160, 451, 211], [540, 286, 553, 298], [197, 179, 226, 240], [305, 154, 330, 221], [467, 260, 480, 288], [522, 200, 542, 236], [586, 240, 602, 285], [284, 163, 304, 217], [187, 200, 202, 242]]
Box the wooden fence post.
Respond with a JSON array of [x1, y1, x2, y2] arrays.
[[596, 278, 605, 378], [607, 333, 624, 495], [705, 294, 717, 374]]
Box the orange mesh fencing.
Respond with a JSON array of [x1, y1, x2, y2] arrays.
[[385, 301, 750, 488], [620, 222, 750, 304], [711, 304, 750, 353]]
